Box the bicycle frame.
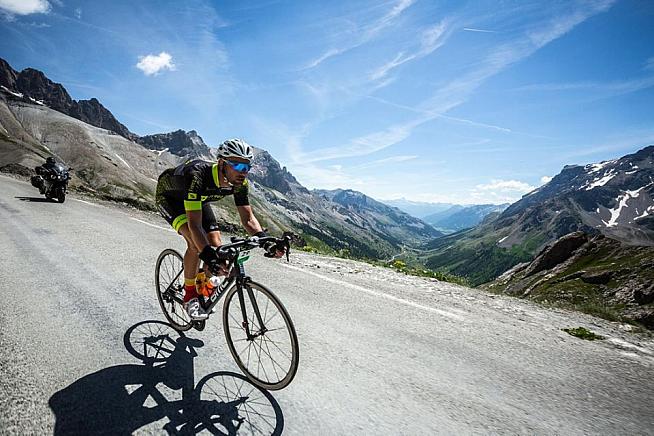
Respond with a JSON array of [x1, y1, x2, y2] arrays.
[[162, 244, 270, 341]]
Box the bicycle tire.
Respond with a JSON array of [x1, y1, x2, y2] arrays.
[[222, 281, 299, 390], [155, 249, 193, 331]]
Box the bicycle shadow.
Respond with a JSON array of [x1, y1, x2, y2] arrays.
[[48, 320, 284, 435]]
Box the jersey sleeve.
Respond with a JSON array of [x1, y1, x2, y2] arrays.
[[183, 168, 204, 211], [233, 179, 250, 206]]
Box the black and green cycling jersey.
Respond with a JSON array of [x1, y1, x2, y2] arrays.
[[155, 159, 249, 232]]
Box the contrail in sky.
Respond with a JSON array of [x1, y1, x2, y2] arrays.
[[463, 27, 497, 33]]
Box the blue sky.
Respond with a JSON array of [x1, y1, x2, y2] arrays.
[[1, 0, 653, 204]]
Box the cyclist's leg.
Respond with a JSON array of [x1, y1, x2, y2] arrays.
[[177, 224, 201, 287], [202, 204, 227, 275], [177, 223, 209, 319], [156, 195, 199, 302]]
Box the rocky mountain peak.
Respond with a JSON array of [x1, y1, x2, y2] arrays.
[[0, 57, 136, 141], [498, 145, 654, 245], [136, 129, 213, 158], [15, 67, 75, 114], [0, 58, 18, 90], [250, 149, 306, 194], [75, 98, 136, 141]]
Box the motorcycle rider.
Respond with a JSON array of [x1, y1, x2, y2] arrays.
[[155, 139, 285, 321], [36, 156, 57, 174], [34, 157, 59, 193]]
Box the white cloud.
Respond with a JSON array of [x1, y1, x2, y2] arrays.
[[475, 179, 536, 192], [299, 115, 429, 163], [356, 0, 617, 156], [363, 0, 414, 39], [303, 0, 414, 69], [370, 20, 451, 81], [469, 179, 536, 204], [644, 56, 654, 72], [304, 48, 344, 70], [74, 7, 81, 19], [136, 52, 176, 76], [540, 176, 553, 184], [0, 0, 50, 15]]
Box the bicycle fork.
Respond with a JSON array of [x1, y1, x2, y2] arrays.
[[237, 284, 268, 340]]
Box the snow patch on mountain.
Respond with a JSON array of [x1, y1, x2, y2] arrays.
[[1, 85, 23, 98], [586, 160, 616, 174], [603, 184, 651, 227], [28, 96, 44, 105], [584, 169, 617, 190]]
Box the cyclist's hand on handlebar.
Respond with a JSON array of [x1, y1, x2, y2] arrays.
[[262, 240, 285, 258], [199, 245, 229, 274]]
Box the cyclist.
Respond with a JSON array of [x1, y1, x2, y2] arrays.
[[155, 139, 284, 320]]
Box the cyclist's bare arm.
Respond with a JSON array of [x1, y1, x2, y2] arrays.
[[237, 205, 264, 235]]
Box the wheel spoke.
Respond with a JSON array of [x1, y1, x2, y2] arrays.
[[261, 337, 281, 381], [262, 335, 292, 362]]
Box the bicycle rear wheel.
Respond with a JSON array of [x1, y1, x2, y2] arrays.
[[223, 281, 299, 390], [155, 249, 193, 331]]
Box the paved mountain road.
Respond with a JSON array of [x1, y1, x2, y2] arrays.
[[1, 174, 653, 435]]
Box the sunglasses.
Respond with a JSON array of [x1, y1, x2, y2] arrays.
[[226, 160, 251, 173]]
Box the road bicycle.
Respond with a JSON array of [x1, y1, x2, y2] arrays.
[[154, 234, 299, 390]]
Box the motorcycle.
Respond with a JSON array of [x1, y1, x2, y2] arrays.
[[30, 163, 71, 203]]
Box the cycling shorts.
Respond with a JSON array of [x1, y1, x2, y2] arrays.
[[156, 195, 220, 234]]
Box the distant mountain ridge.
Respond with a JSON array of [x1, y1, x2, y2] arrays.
[[315, 188, 443, 243], [425, 203, 509, 233], [382, 198, 455, 218], [419, 146, 654, 285]]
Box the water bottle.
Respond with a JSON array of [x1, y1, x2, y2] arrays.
[[206, 276, 222, 296], [196, 271, 209, 297]]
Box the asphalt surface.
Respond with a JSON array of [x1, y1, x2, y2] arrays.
[[1, 174, 653, 435]]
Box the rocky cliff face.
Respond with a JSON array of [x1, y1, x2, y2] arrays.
[[0, 57, 135, 141], [137, 129, 215, 159], [483, 232, 654, 329]]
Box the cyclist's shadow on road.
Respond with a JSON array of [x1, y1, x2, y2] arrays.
[[48, 320, 284, 435]]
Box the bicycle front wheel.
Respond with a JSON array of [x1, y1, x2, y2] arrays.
[[223, 281, 299, 390], [155, 249, 193, 331]]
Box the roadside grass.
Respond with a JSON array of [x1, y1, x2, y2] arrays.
[[298, 245, 470, 286], [562, 327, 605, 341]]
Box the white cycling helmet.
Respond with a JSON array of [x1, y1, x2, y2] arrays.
[[218, 138, 253, 161]]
